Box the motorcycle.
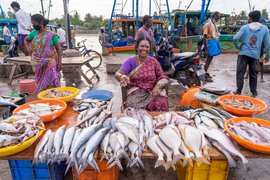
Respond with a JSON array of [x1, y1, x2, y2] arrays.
[[157, 36, 206, 87]]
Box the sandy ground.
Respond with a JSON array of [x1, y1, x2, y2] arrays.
[[1, 34, 270, 179]]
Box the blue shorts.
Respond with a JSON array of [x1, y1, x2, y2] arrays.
[[18, 34, 27, 46], [102, 43, 113, 48]]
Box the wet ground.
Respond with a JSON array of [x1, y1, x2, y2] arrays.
[[0, 34, 270, 179]]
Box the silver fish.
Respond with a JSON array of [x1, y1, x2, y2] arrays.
[[115, 122, 140, 145], [53, 125, 66, 160], [34, 129, 52, 164], [147, 135, 165, 168], [62, 127, 76, 157]]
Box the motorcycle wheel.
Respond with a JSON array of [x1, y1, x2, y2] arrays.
[[186, 71, 201, 87]]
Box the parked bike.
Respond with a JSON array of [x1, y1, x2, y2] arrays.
[[75, 39, 102, 69], [157, 36, 206, 87]]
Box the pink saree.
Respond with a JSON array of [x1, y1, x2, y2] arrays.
[[31, 31, 60, 93], [125, 56, 169, 111]]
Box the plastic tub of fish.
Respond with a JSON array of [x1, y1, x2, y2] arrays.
[[0, 121, 45, 157], [38, 87, 79, 102], [217, 94, 267, 116], [225, 117, 270, 154], [13, 99, 67, 123]]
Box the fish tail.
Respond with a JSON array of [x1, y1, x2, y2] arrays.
[[100, 154, 107, 162], [107, 159, 123, 171], [107, 156, 115, 165], [167, 161, 175, 170], [90, 159, 100, 173], [195, 156, 210, 166], [173, 154, 185, 164], [188, 158, 193, 167], [241, 156, 248, 164], [131, 157, 144, 169], [65, 160, 73, 175], [154, 159, 165, 168], [182, 160, 188, 167]]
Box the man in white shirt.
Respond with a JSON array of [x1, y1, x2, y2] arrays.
[[10, 1, 32, 55], [57, 24, 66, 47]]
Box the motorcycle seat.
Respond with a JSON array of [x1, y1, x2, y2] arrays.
[[172, 52, 197, 60]]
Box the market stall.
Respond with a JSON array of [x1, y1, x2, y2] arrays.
[[1, 87, 270, 180]]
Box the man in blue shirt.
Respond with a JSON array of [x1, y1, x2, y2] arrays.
[[233, 10, 270, 97]]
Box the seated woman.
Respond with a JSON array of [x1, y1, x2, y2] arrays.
[[24, 14, 62, 93], [115, 37, 169, 111]]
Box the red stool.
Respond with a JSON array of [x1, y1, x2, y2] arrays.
[[19, 79, 37, 94]]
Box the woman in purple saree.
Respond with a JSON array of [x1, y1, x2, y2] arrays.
[[115, 37, 169, 111], [24, 14, 62, 93]]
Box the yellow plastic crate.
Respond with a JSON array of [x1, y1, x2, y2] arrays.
[[176, 160, 229, 180]]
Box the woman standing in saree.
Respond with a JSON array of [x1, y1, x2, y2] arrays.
[[115, 37, 169, 111], [24, 14, 62, 93]]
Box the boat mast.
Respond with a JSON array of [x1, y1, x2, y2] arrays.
[[40, 0, 45, 16], [47, 0, 52, 19]]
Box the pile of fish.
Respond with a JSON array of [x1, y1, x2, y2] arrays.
[[76, 107, 112, 128], [221, 97, 260, 110], [34, 108, 155, 175], [42, 89, 73, 98], [34, 106, 250, 175], [153, 111, 193, 134], [147, 124, 210, 170], [229, 120, 270, 146], [102, 109, 155, 170], [190, 107, 233, 129], [73, 99, 112, 112], [14, 103, 63, 116], [191, 108, 248, 167], [0, 115, 44, 148]]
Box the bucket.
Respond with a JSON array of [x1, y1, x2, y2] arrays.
[[19, 79, 37, 95], [178, 86, 202, 109]]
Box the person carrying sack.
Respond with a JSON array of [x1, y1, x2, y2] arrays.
[[202, 11, 222, 82]]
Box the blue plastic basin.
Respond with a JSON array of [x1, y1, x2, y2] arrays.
[[81, 90, 114, 101]]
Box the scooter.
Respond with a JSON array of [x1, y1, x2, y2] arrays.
[[157, 36, 206, 87]]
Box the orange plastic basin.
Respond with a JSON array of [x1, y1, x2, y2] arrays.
[[225, 117, 270, 154], [13, 99, 67, 123], [217, 94, 267, 116], [179, 86, 201, 109]]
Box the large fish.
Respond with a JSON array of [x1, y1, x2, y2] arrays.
[[147, 135, 166, 168], [33, 129, 52, 164], [62, 127, 76, 158], [180, 126, 210, 165], [200, 126, 248, 164], [65, 124, 102, 174], [115, 122, 140, 145], [155, 136, 174, 170], [79, 127, 109, 173], [159, 125, 185, 164], [53, 125, 66, 162]]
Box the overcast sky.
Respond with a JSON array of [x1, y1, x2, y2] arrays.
[[1, 0, 270, 20]]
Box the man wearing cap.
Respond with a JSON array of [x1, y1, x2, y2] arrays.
[[135, 15, 158, 57]]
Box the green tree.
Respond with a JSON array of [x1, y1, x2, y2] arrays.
[[239, 11, 247, 18], [261, 9, 268, 19]]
